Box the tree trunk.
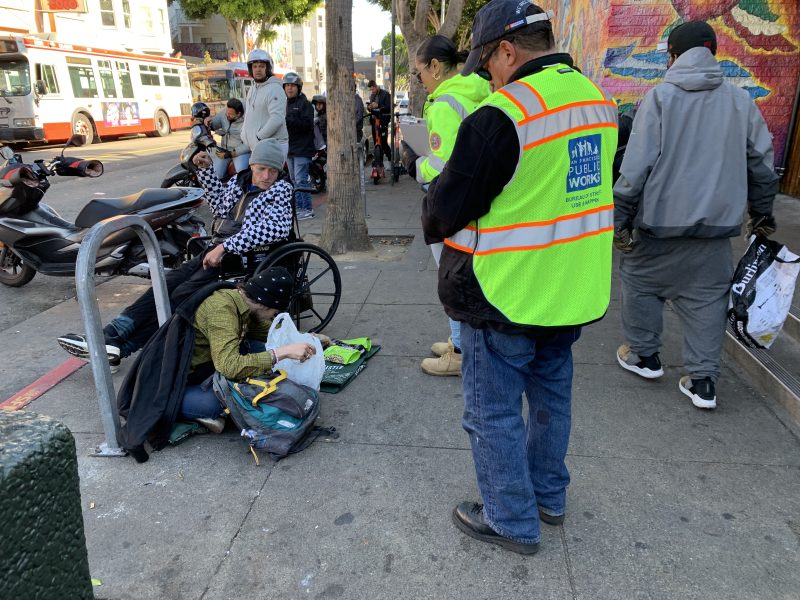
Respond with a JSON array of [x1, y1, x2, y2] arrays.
[[320, 1, 372, 254], [225, 18, 246, 60]]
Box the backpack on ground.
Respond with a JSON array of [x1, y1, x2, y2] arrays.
[[212, 370, 336, 463]]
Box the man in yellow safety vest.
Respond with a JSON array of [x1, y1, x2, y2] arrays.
[[422, 0, 617, 554]]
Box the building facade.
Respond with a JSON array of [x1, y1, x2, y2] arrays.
[[1, 0, 173, 56]]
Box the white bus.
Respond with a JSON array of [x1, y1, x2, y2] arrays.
[[0, 35, 193, 145]]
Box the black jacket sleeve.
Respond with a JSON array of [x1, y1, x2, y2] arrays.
[[422, 106, 518, 243], [286, 97, 314, 134]]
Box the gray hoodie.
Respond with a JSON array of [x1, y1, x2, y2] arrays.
[[240, 75, 289, 151], [614, 47, 778, 239]]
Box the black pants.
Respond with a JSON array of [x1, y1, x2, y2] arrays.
[[105, 253, 218, 355], [371, 122, 390, 162]]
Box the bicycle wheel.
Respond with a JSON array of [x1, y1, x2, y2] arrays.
[[257, 242, 341, 333]]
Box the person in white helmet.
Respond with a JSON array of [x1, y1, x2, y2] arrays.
[[241, 49, 289, 159]]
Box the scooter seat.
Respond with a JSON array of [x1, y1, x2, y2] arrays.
[[74, 188, 189, 228]]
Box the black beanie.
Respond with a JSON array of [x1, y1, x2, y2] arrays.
[[243, 267, 294, 309], [667, 21, 717, 56]]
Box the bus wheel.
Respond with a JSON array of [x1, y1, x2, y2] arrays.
[[72, 113, 94, 144], [153, 111, 171, 137]]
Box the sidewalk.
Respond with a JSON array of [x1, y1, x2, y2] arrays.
[[3, 177, 800, 600]]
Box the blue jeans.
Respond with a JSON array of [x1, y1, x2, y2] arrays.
[[287, 155, 312, 212], [461, 322, 581, 544], [179, 339, 268, 420]]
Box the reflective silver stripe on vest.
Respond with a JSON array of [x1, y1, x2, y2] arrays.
[[446, 205, 613, 255], [517, 102, 618, 150], [499, 81, 546, 118], [434, 94, 469, 120], [417, 154, 446, 183]]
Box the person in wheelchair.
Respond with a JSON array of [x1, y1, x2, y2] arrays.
[[57, 138, 294, 370]]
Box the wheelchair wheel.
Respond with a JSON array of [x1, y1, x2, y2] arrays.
[[257, 242, 341, 333]]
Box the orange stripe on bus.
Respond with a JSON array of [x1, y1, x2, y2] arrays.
[[475, 204, 613, 233], [523, 122, 618, 151], [474, 227, 614, 256], [519, 100, 617, 125]]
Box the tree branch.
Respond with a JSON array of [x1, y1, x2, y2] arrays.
[[439, 0, 465, 38], [413, 0, 431, 35]]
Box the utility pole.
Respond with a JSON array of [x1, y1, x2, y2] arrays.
[[390, 0, 396, 186]]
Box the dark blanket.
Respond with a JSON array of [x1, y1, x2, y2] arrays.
[[116, 281, 234, 462]]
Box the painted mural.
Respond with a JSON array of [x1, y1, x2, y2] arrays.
[[547, 0, 800, 165]]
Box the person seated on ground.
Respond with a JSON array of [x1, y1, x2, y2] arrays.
[[206, 98, 250, 178], [117, 267, 317, 462], [57, 138, 294, 371]]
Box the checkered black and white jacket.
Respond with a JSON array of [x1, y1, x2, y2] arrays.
[[196, 168, 293, 254]]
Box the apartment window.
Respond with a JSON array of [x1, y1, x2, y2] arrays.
[[100, 0, 116, 27], [97, 60, 117, 98], [162, 67, 181, 87], [35, 64, 60, 94], [116, 61, 134, 97], [142, 7, 154, 33], [139, 65, 160, 86], [318, 14, 323, 27], [158, 9, 166, 34], [67, 58, 98, 98], [293, 40, 303, 54], [122, 0, 132, 28]]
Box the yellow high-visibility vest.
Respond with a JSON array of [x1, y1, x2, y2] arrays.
[[445, 65, 618, 327]]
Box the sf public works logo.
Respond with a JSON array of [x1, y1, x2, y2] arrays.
[[566, 134, 602, 193]]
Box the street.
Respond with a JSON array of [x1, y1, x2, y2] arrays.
[[0, 135, 189, 332]]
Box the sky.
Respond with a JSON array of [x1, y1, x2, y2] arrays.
[[351, 0, 392, 57]]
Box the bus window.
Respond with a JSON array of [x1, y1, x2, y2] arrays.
[[189, 70, 232, 103], [97, 60, 118, 98], [67, 64, 98, 99], [116, 61, 134, 98], [139, 65, 160, 86], [0, 59, 31, 96], [241, 79, 252, 98], [162, 67, 181, 87], [34, 64, 60, 94]]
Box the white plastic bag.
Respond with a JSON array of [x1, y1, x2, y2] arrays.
[[266, 313, 325, 390], [728, 235, 800, 349]]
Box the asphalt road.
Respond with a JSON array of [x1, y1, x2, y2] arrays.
[[0, 134, 191, 332]]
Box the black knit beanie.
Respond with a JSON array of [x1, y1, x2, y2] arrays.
[[243, 267, 294, 309]]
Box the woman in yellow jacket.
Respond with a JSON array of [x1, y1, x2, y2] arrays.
[[401, 35, 490, 377]]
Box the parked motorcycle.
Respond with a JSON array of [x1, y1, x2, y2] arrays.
[[160, 120, 221, 188], [0, 135, 207, 288], [309, 147, 327, 194]]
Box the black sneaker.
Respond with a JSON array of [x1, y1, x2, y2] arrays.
[[616, 344, 663, 379], [452, 502, 540, 555], [679, 376, 716, 409], [538, 508, 565, 526], [57, 333, 121, 373]]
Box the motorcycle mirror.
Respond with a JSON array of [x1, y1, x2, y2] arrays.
[[0, 146, 13, 160], [65, 134, 86, 148]]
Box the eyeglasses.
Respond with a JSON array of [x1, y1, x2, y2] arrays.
[[412, 63, 429, 84], [475, 42, 500, 81]]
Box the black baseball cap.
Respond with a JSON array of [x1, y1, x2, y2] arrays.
[[462, 0, 554, 76], [666, 21, 717, 56]]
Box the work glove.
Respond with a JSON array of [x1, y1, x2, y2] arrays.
[[745, 213, 776, 238], [400, 140, 418, 179], [613, 226, 634, 253], [215, 148, 232, 160]]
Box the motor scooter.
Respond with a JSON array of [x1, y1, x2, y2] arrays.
[[0, 135, 206, 288], [309, 147, 327, 193], [160, 119, 234, 188]]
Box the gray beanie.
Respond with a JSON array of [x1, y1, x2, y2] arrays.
[[249, 138, 285, 169]]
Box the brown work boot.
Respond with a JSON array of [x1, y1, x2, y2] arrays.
[[421, 350, 462, 376], [430, 337, 454, 357]]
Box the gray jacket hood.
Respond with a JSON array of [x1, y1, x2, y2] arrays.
[[664, 47, 723, 92]]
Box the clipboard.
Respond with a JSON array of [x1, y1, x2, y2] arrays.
[[399, 119, 430, 156]]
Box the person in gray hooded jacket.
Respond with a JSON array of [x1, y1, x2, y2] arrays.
[[613, 21, 779, 410], [240, 49, 289, 158]]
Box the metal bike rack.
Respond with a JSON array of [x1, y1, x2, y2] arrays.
[[75, 215, 171, 457]]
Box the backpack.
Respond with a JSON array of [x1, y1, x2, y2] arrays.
[[212, 370, 336, 463]]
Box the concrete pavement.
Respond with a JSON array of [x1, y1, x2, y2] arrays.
[[3, 175, 800, 599]]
